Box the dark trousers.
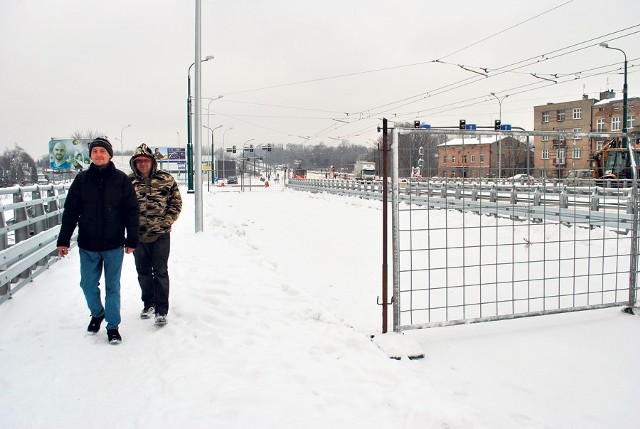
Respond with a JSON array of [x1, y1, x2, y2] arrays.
[[133, 233, 171, 315]]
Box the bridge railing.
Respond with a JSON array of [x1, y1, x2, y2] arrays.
[[287, 178, 635, 230], [0, 184, 73, 304]]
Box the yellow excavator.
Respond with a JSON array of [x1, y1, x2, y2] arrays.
[[591, 137, 640, 187]]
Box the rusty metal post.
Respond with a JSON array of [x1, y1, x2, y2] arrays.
[[382, 118, 388, 333]]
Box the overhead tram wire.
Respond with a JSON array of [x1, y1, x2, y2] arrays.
[[346, 26, 640, 121], [219, 0, 578, 100], [215, 23, 640, 144], [333, 26, 640, 128], [436, 0, 575, 62], [318, 57, 640, 142]]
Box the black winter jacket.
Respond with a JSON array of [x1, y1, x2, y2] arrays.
[[57, 162, 139, 251]]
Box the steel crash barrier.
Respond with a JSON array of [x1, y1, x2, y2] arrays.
[[0, 184, 73, 304]]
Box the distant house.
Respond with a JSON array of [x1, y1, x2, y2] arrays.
[[437, 135, 530, 178]]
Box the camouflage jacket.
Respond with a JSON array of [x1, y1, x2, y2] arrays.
[[129, 145, 182, 243]]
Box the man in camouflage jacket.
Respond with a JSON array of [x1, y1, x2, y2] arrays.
[[129, 143, 182, 325]]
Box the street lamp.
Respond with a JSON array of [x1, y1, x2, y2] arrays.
[[600, 42, 628, 147], [120, 124, 131, 163], [202, 124, 223, 191], [490, 92, 509, 178], [222, 127, 233, 179], [242, 138, 255, 191], [186, 55, 214, 193]]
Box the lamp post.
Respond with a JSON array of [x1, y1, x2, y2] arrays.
[[120, 124, 131, 163], [186, 55, 214, 194], [242, 138, 255, 192], [600, 42, 628, 147], [490, 92, 509, 178], [222, 127, 233, 180], [202, 124, 223, 191]]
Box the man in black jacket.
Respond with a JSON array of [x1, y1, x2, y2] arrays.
[[57, 137, 139, 344]]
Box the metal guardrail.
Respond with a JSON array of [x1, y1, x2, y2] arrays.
[[0, 184, 73, 304], [287, 178, 636, 230]]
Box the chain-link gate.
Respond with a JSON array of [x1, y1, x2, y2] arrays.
[[390, 125, 640, 331]]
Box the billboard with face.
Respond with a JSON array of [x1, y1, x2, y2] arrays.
[[49, 138, 91, 171]]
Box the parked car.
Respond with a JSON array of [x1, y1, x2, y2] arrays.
[[564, 169, 594, 187], [227, 175, 238, 184], [507, 174, 535, 184]]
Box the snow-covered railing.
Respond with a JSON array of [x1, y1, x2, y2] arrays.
[[0, 184, 73, 304], [287, 178, 636, 230]]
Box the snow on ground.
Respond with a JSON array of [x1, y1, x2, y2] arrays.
[[0, 181, 638, 429]]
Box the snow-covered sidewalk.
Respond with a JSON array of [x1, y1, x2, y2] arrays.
[[0, 185, 638, 429]]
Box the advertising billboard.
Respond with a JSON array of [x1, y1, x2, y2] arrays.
[[49, 138, 91, 171], [152, 147, 185, 162]]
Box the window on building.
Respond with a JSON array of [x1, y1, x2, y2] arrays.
[[470, 155, 476, 163], [462, 155, 467, 163], [451, 155, 456, 163], [573, 108, 582, 120], [542, 111, 550, 123], [557, 148, 565, 161], [443, 155, 447, 164], [612, 116, 621, 131], [573, 128, 581, 139], [596, 141, 605, 151], [572, 147, 582, 159], [480, 154, 485, 164], [542, 149, 549, 160], [596, 118, 605, 131], [557, 110, 566, 122], [542, 135, 549, 142], [628, 115, 636, 129]]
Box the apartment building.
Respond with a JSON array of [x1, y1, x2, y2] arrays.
[[533, 95, 596, 179], [533, 91, 640, 179], [592, 92, 639, 152]]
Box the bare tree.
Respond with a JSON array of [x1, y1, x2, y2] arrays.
[[71, 129, 106, 140], [0, 145, 37, 186]]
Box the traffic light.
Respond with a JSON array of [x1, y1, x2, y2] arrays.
[[494, 119, 501, 131], [414, 120, 421, 128], [418, 146, 424, 156], [459, 119, 466, 130], [417, 158, 424, 167]]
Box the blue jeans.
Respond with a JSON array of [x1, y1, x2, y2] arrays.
[[133, 233, 171, 315], [79, 247, 124, 330]]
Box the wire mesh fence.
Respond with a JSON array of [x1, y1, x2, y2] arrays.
[[391, 126, 640, 330]]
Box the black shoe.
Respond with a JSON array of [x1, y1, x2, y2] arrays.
[[107, 329, 122, 344], [87, 313, 105, 334], [140, 306, 155, 319], [154, 314, 168, 326]]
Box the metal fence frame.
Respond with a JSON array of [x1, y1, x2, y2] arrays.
[[391, 127, 639, 331]]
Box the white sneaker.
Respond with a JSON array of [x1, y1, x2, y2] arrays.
[[155, 314, 167, 325], [140, 306, 154, 319]]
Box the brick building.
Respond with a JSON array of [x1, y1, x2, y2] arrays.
[[437, 135, 529, 178], [533, 91, 639, 179], [533, 95, 596, 179]]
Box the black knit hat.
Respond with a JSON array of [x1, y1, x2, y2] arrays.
[[89, 137, 114, 158]]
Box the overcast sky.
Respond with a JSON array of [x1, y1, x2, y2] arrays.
[[1, 0, 639, 158]]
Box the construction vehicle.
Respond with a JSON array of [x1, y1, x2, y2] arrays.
[[291, 159, 307, 179], [591, 138, 640, 187]]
